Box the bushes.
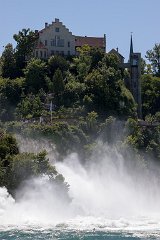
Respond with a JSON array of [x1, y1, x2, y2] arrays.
[[0, 129, 69, 198], [125, 117, 160, 161]]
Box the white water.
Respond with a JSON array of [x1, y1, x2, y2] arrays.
[[1, 139, 160, 234]]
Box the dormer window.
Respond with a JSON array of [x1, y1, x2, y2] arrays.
[[55, 27, 59, 32]]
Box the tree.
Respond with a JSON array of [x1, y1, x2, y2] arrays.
[[16, 94, 43, 119], [0, 130, 19, 173], [0, 129, 69, 198], [24, 58, 47, 93], [0, 44, 17, 79], [125, 117, 160, 161], [48, 55, 69, 77], [84, 53, 135, 117], [141, 74, 160, 116], [100, 53, 120, 70], [86, 111, 98, 133], [146, 43, 160, 76], [52, 69, 64, 95], [13, 28, 38, 70], [73, 45, 92, 81], [64, 73, 86, 107], [90, 47, 105, 69], [0, 77, 24, 121], [0, 130, 19, 187], [141, 58, 146, 75]]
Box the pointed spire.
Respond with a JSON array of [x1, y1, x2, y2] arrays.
[[130, 33, 133, 55]]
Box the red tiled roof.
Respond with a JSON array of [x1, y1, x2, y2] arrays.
[[35, 41, 47, 49], [75, 36, 105, 48]]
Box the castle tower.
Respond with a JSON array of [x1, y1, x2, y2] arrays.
[[129, 35, 142, 118]]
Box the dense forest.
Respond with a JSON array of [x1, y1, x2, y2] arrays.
[[0, 29, 160, 196]]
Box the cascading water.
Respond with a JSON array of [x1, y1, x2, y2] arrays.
[[0, 137, 160, 239]]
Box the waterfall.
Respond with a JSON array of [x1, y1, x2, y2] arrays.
[[0, 139, 160, 231]]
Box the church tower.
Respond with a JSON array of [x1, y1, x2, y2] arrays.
[[129, 35, 142, 118]]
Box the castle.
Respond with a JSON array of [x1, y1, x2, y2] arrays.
[[34, 18, 106, 59], [34, 19, 141, 118]]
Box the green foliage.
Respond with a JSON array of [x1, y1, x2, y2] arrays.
[[51, 69, 65, 107], [73, 45, 92, 81], [0, 77, 24, 104], [85, 65, 135, 116], [141, 58, 146, 75], [0, 40, 140, 122], [52, 69, 64, 95], [90, 47, 105, 69], [64, 73, 86, 107], [16, 93, 43, 119], [86, 111, 98, 133], [141, 74, 160, 116], [0, 130, 19, 161], [99, 116, 121, 144], [125, 117, 160, 161], [146, 43, 160, 76], [0, 129, 69, 198], [0, 77, 24, 121], [0, 30, 160, 166], [4, 120, 89, 157], [48, 55, 69, 77], [83, 94, 93, 111], [0, 44, 17, 79], [13, 28, 38, 66], [0, 130, 19, 186], [24, 58, 47, 93], [5, 150, 58, 191], [119, 81, 136, 116], [100, 53, 120, 70]]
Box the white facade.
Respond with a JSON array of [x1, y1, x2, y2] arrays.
[[34, 18, 75, 59]]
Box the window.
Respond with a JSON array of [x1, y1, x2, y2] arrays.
[[56, 51, 59, 55], [44, 51, 46, 58], [68, 51, 70, 56], [133, 59, 138, 65], [51, 50, 54, 55], [45, 40, 47, 46], [51, 39, 55, 46], [36, 51, 38, 57], [68, 41, 70, 47], [40, 51, 43, 58], [55, 27, 59, 32], [55, 36, 64, 47], [61, 51, 64, 56]]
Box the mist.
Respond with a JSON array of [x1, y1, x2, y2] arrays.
[[0, 137, 160, 231]]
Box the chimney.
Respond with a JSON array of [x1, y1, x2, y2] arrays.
[[45, 22, 48, 28], [55, 18, 59, 22], [116, 47, 119, 52]]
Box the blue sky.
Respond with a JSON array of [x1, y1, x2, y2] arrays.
[[0, 0, 160, 60]]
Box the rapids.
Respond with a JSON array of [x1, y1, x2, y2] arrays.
[[0, 138, 160, 238]]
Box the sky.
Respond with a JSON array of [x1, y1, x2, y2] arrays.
[[0, 0, 160, 61]]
